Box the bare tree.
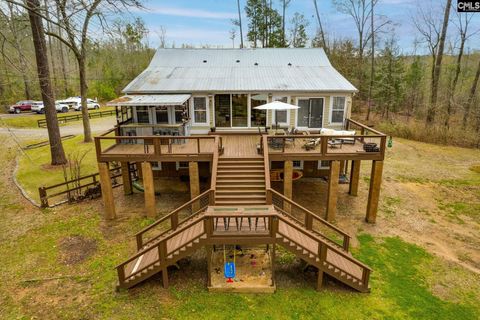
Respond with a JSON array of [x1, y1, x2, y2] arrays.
[[282, 0, 291, 47], [444, 12, 475, 129], [229, 28, 236, 48], [25, 0, 67, 165], [366, 0, 374, 121], [237, 0, 244, 48], [312, 0, 327, 52], [464, 58, 480, 129], [427, 0, 452, 125], [155, 26, 167, 48]]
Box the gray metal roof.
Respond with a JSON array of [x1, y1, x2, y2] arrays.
[[123, 48, 357, 93], [107, 94, 191, 106]]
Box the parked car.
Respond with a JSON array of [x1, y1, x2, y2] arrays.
[[8, 100, 35, 114], [31, 102, 70, 114], [57, 97, 100, 111]]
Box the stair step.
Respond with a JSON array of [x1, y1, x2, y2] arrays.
[[216, 194, 265, 199], [218, 161, 264, 166], [215, 184, 265, 189], [215, 200, 266, 205], [218, 165, 265, 170], [216, 179, 265, 185], [217, 170, 265, 175], [216, 190, 266, 195], [217, 175, 265, 180]]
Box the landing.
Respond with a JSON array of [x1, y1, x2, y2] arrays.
[[218, 135, 262, 158]]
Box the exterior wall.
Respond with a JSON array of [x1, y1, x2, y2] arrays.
[[271, 160, 329, 178]]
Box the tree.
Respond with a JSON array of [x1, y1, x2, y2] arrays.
[[444, 12, 474, 129], [427, 0, 452, 124], [45, 0, 143, 143], [25, 0, 66, 165], [463, 58, 480, 129], [281, 0, 291, 47], [404, 55, 424, 120], [289, 13, 308, 48], [312, 0, 327, 52], [366, 0, 374, 121], [373, 38, 404, 120], [237, 0, 244, 48], [245, 0, 283, 48]]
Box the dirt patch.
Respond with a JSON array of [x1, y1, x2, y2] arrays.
[[59, 235, 97, 265]]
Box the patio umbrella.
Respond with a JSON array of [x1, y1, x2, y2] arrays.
[[253, 101, 299, 130]]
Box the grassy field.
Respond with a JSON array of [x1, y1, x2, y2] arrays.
[[0, 106, 115, 128], [1, 135, 479, 319]]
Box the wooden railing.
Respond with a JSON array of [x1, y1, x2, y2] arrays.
[[95, 134, 217, 161], [37, 109, 116, 127], [209, 136, 221, 205], [268, 188, 351, 251], [38, 166, 124, 208], [262, 136, 272, 204], [134, 189, 214, 250]]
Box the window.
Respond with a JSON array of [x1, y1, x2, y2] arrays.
[[292, 160, 303, 169], [273, 96, 289, 125], [174, 106, 186, 123], [250, 94, 267, 126], [136, 106, 150, 124], [331, 97, 346, 123], [176, 161, 189, 170], [155, 106, 168, 124], [193, 97, 208, 124], [318, 160, 330, 169], [152, 162, 162, 171]]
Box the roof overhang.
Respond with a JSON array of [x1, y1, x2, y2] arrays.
[[107, 94, 191, 107]]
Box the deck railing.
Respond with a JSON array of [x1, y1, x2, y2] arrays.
[[95, 134, 217, 161]]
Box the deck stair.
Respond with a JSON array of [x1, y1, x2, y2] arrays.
[[215, 158, 267, 206]]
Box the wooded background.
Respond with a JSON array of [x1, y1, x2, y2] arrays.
[[1, 0, 479, 147]]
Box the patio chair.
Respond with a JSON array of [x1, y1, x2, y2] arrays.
[[284, 127, 296, 147], [303, 137, 320, 151]]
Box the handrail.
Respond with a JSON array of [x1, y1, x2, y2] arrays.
[[268, 188, 351, 251], [276, 214, 372, 273], [347, 118, 386, 136], [96, 134, 216, 140], [262, 135, 272, 203], [135, 189, 212, 236], [210, 136, 220, 204]]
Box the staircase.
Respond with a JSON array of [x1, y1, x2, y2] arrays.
[[215, 158, 267, 206]]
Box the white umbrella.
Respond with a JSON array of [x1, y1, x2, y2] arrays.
[[254, 101, 299, 130]]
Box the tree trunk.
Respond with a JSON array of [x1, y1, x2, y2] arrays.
[[78, 56, 92, 142], [427, 0, 452, 124], [445, 34, 466, 129], [237, 0, 244, 48], [26, 0, 66, 165], [366, 0, 374, 121], [463, 59, 480, 128], [56, 4, 69, 97], [313, 0, 327, 52], [282, 0, 286, 47], [44, 0, 58, 96]]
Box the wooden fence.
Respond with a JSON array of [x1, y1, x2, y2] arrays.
[[38, 164, 136, 208], [37, 109, 116, 128]]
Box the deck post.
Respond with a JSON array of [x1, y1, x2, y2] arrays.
[[349, 160, 361, 196], [366, 160, 384, 223], [189, 162, 200, 212], [271, 243, 276, 287], [283, 160, 293, 213], [326, 160, 340, 222], [316, 270, 324, 291], [206, 245, 213, 287], [120, 162, 132, 195], [98, 162, 116, 220], [141, 161, 156, 218], [162, 267, 169, 288]]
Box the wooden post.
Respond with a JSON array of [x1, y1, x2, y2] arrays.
[[38, 186, 48, 208], [120, 162, 132, 195], [142, 161, 156, 218], [326, 160, 340, 222], [98, 162, 116, 220], [189, 162, 200, 212], [349, 160, 361, 196], [366, 160, 384, 223], [271, 243, 276, 287], [206, 245, 213, 287], [317, 270, 324, 291], [283, 160, 293, 213]]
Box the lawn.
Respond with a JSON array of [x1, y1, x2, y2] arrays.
[[0, 106, 115, 128], [2, 134, 480, 319], [16, 134, 114, 203]]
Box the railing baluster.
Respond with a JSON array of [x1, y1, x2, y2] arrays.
[[171, 212, 179, 230], [136, 234, 143, 250]]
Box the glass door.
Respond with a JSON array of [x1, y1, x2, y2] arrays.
[[231, 94, 248, 127], [250, 94, 267, 127], [297, 98, 324, 128], [215, 94, 231, 127]]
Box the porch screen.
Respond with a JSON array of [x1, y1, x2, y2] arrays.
[[155, 106, 168, 124]]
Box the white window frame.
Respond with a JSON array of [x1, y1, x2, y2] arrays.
[[317, 160, 330, 170], [152, 162, 162, 171], [191, 96, 209, 125], [292, 160, 303, 170], [176, 161, 189, 170], [329, 96, 347, 124], [272, 95, 290, 126], [295, 97, 325, 129]]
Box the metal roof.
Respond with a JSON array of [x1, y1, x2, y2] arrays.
[[123, 48, 357, 93], [107, 94, 191, 106]]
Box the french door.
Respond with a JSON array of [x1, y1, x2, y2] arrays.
[[214, 94, 248, 127], [297, 98, 324, 128]]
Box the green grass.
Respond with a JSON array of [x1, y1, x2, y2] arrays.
[[0, 106, 115, 128], [16, 135, 114, 202]]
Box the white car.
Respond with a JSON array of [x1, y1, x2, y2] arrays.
[[57, 97, 99, 111], [32, 102, 70, 114]]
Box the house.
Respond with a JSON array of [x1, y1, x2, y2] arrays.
[[98, 48, 385, 293]]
